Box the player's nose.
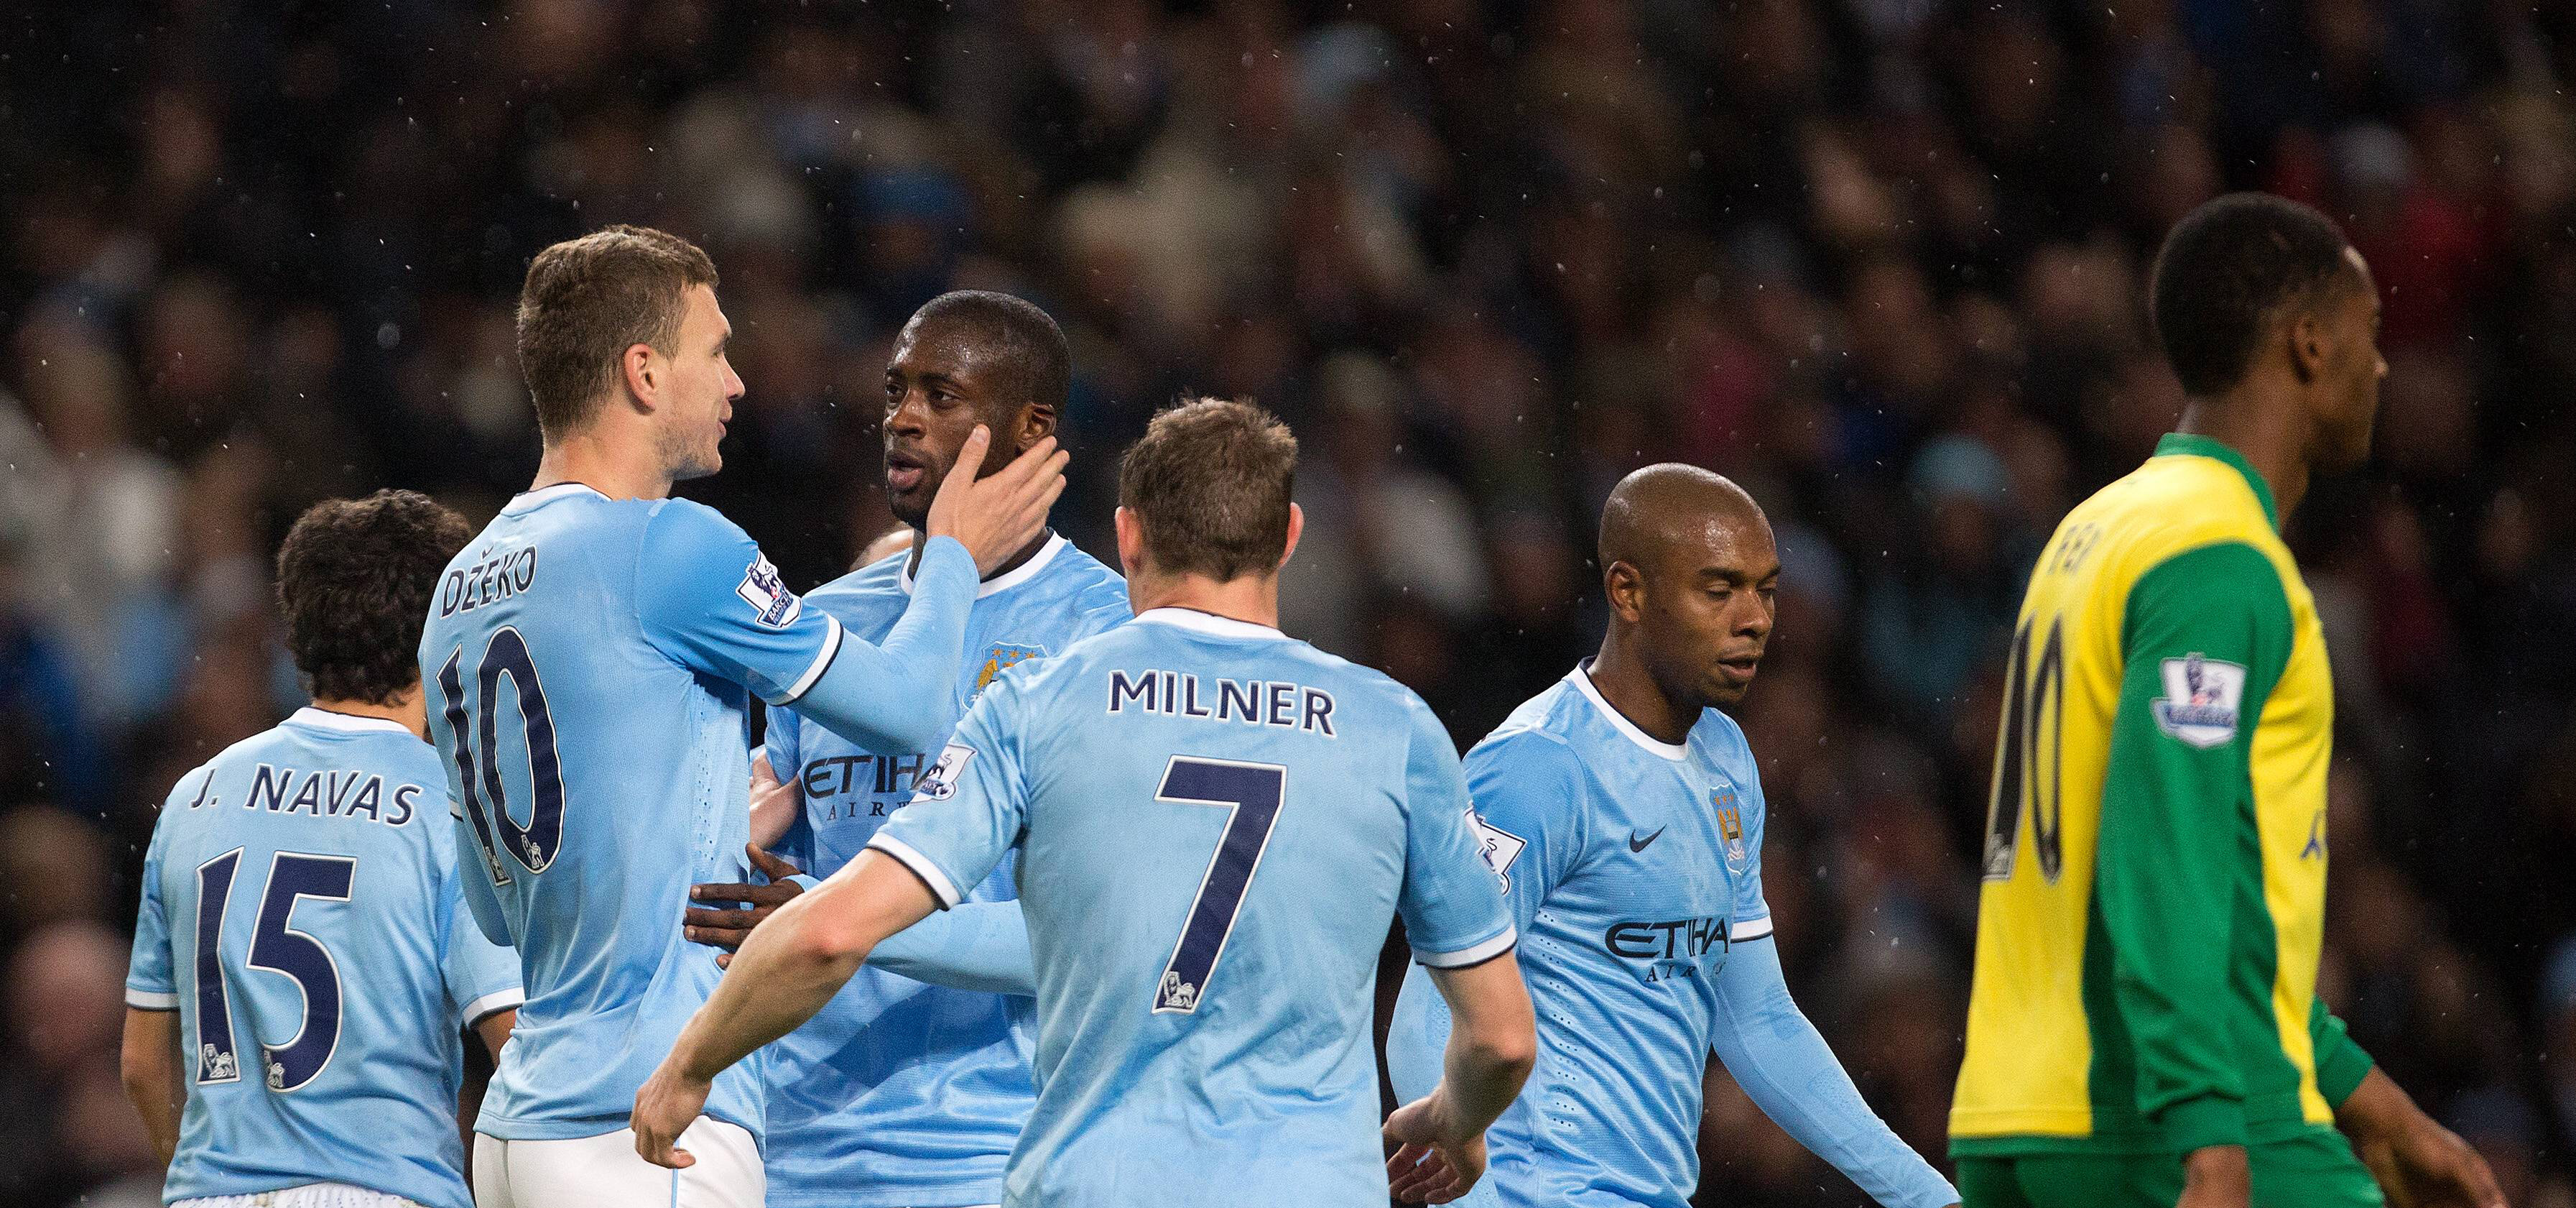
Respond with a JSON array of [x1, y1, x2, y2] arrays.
[[886, 390, 929, 433]]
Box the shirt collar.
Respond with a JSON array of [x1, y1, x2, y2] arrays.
[[1567, 661, 1689, 762], [899, 532, 1069, 599], [287, 707, 414, 737], [1132, 607, 1286, 640], [2154, 433, 2279, 531], [502, 482, 608, 515]]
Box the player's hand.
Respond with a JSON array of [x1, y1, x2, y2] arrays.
[[687, 844, 805, 961], [2361, 1112, 2508, 1208], [925, 427, 1068, 576], [631, 1064, 710, 1170], [2340, 1066, 2509, 1208], [1384, 1092, 1486, 1204], [2176, 1145, 2251, 1208]]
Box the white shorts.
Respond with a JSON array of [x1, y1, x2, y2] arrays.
[[177, 1185, 422, 1208], [472, 1119, 761, 1208]]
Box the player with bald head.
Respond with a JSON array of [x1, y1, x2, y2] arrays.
[[1388, 464, 1958, 1208], [1595, 465, 1778, 716]]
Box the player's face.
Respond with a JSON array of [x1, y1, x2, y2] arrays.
[[2313, 248, 2386, 472], [1640, 513, 1780, 709], [883, 318, 1028, 527], [657, 284, 743, 481]]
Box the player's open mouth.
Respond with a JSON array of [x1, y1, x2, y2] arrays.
[[1717, 655, 1759, 683], [886, 452, 927, 494]]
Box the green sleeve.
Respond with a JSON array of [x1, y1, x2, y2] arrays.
[[2098, 540, 2293, 1154], [2309, 997, 2376, 1106]]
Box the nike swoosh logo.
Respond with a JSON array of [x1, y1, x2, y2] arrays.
[[1628, 827, 1666, 854]]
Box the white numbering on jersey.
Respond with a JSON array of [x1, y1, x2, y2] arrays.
[[190, 850, 357, 1091], [1151, 757, 1288, 1015]]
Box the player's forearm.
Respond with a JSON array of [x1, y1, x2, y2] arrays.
[[120, 1008, 183, 1165], [794, 537, 978, 752], [667, 852, 938, 1081], [1710, 941, 1958, 1208], [865, 900, 1036, 995], [1426, 954, 1537, 1133], [668, 903, 859, 1080]]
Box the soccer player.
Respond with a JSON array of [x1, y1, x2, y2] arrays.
[[1948, 194, 2503, 1208], [423, 226, 1064, 1208], [121, 491, 522, 1208], [1384, 464, 1960, 1208], [633, 399, 1537, 1206], [680, 291, 1130, 1208]]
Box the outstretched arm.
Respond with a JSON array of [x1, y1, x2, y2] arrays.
[[864, 900, 1034, 996], [636, 429, 1065, 755], [690, 844, 1034, 995], [1707, 938, 1957, 1208]]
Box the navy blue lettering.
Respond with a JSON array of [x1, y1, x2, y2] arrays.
[[284, 774, 325, 816], [1218, 679, 1259, 722], [249, 765, 291, 812], [1267, 683, 1296, 727], [1301, 689, 1335, 737], [389, 783, 420, 826], [1110, 670, 1157, 714]]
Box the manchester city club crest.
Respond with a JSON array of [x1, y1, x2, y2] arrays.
[[1714, 784, 1751, 875], [973, 642, 1048, 697]]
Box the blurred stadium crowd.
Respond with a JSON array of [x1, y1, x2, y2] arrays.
[[4, 0, 2576, 1204]]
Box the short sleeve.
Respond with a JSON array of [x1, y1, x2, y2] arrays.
[[445, 887, 523, 1026], [124, 792, 184, 1010], [633, 500, 847, 706], [1396, 696, 1516, 967], [867, 675, 1032, 909], [1460, 730, 1592, 934]]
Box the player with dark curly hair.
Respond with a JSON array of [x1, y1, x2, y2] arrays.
[[121, 490, 521, 1208]]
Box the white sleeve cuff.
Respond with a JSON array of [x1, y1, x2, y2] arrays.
[[126, 988, 179, 1010], [460, 988, 525, 1025], [1729, 916, 1774, 941], [774, 614, 845, 705], [866, 834, 961, 908], [1414, 926, 1517, 969]]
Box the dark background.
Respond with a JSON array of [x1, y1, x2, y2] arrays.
[[2, 1, 2575, 1204]]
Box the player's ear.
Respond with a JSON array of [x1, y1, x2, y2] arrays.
[[621, 341, 659, 410], [1603, 559, 1646, 623], [1017, 401, 1058, 449], [1114, 507, 1146, 578], [2286, 308, 2327, 385], [1277, 503, 1303, 571]]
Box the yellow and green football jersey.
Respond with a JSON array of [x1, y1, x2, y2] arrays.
[[1951, 433, 2376, 1160]]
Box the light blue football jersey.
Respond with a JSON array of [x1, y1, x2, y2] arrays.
[[761, 533, 1129, 1208], [868, 607, 1516, 1207], [417, 483, 879, 1141], [1387, 663, 1771, 1208], [125, 708, 522, 1208]]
